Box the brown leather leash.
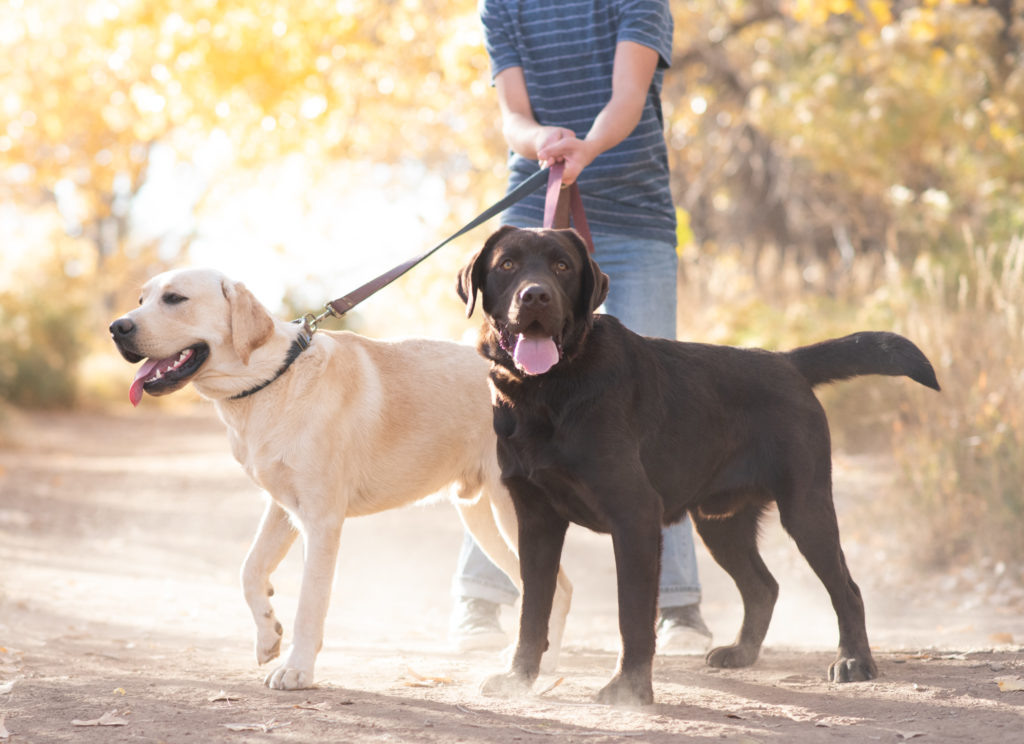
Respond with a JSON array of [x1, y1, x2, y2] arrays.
[[543, 161, 594, 253], [300, 161, 593, 334], [299, 164, 549, 332]]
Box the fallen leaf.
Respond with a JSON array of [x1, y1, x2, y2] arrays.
[[0, 714, 9, 740], [538, 677, 565, 696], [896, 732, 926, 740], [0, 681, 14, 695], [989, 632, 1014, 645], [112, 687, 126, 696], [403, 667, 453, 687], [996, 677, 1024, 692], [72, 710, 129, 727], [294, 701, 331, 711], [515, 725, 643, 737], [222, 718, 290, 733], [209, 690, 242, 703]]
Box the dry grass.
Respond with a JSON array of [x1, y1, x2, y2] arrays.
[[888, 238, 1024, 566]]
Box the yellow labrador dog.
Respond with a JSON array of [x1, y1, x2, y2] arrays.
[[109, 268, 571, 690]]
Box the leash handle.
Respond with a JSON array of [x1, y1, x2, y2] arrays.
[[325, 165, 552, 318], [542, 161, 594, 253]]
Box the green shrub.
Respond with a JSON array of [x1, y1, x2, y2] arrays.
[[0, 280, 90, 408]]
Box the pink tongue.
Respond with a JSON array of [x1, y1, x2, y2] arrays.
[[512, 334, 559, 375], [129, 359, 160, 407]]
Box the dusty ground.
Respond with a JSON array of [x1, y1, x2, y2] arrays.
[[0, 405, 1022, 743]]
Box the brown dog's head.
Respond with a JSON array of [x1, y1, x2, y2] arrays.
[[457, 226, 608, 376], [109, 268, 275, 405]]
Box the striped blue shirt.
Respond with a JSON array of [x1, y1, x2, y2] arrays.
[[481, 0, 676, 244]]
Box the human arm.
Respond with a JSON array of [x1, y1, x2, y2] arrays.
[[537, 41, 661, 185], [493, 66, 576, 164]]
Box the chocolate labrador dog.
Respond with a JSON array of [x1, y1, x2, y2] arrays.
[[457, 225, 940, 705]]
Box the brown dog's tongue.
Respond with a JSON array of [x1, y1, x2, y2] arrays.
[[512, 334, 559, 375], [129, 359, 159, 407]]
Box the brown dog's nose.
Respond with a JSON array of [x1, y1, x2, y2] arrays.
[[109, 317, 136, 338], [519, 284, 551, 307]]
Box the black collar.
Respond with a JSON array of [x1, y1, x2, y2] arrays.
[[230, 324, 312, 401]]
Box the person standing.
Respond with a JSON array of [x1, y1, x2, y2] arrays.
[[450, 0, 712, 655]]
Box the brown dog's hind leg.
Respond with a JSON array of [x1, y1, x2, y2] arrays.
[[777, 492, 877, 682], [693, 503, 779, 670]]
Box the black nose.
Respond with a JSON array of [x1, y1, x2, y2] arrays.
[[519, 284, 551, 307], [109, 317, 135, 338]]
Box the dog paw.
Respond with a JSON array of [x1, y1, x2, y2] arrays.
[[264, 663, 314, 690], [828, 654, 877, 683], [595, 672, 653, 706], [479, 671, 534, 698], [256, 620, 284, 665], [705, 643, 760, 669]]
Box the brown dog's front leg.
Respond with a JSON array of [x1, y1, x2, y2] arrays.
[[596, 517, 661, 706], [481, 488, 568, 699]]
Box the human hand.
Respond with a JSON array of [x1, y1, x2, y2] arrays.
[[534, 126, 577, 164], [537, 136, 599, 186]]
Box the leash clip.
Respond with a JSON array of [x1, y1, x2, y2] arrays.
[[297, 303, 341, 340]]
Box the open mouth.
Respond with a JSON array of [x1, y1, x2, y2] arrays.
[[499, 322, 562, 376], [128, 343, 210, 406]]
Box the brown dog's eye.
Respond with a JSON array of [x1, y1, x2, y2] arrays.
[[554, 260, 570, 272], [499, 259, 514, 271], [163, 292, 188, 305]]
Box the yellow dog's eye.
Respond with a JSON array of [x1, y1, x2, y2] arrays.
[[163, 292, 188, 305]]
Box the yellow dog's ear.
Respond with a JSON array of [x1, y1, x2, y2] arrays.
[[222, 280, 275, 364]]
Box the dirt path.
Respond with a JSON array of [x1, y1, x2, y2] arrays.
[[1, 407, 1022, 743]]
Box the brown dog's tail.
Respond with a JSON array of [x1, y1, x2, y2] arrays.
[[786, 332, 941, 391]]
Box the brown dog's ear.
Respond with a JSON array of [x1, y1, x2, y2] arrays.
[[223, 280, 275, 364], [559, 229, 608, 316], [457, 225, 518, 318]]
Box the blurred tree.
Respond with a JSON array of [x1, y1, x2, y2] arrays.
[[664, 0, 1024, 273], [0, 0, 499, 315]]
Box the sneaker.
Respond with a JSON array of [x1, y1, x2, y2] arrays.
[[449, 597, 508, 652], [656, 604, 713, 655]]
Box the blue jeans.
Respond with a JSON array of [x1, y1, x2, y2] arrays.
[[453, 232, 702, 609]]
